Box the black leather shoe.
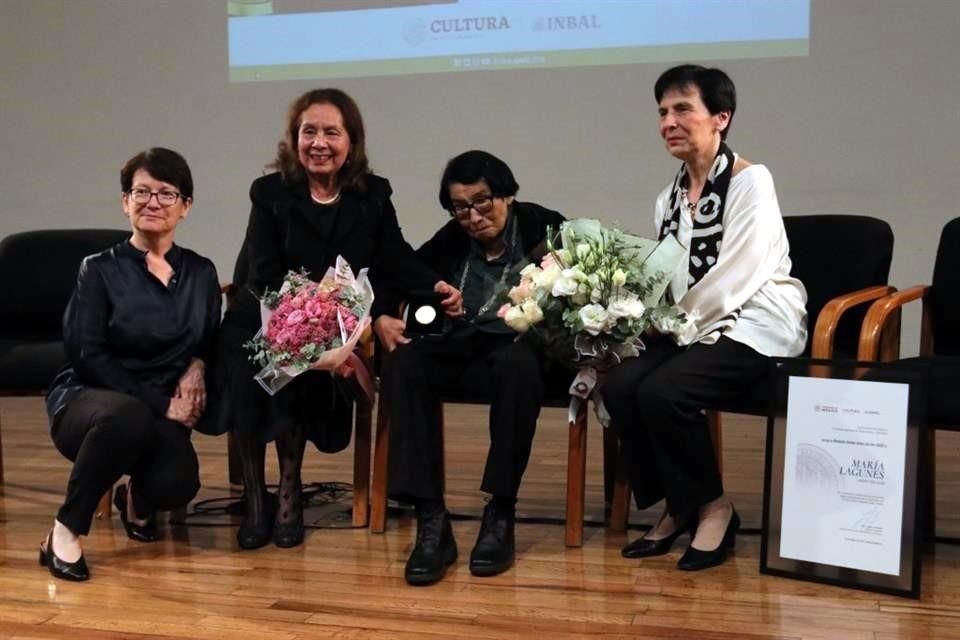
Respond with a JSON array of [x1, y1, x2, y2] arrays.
[[621, 513, 695, 559], [39, 530, 90, 582], [469, 501, 515, 577], [114, 484, 160, 543], [405, 509, 457, 586], [677, 509, 740, 571], [237, 491, 278, 550]]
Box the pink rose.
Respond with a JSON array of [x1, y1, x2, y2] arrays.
[[497, 303, 511, 319]]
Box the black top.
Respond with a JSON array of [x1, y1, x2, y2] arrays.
[[46, 240, 221, 419], [378, 200, 566, 321], [225, 171, 439, 329]]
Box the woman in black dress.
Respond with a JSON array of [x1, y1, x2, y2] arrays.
[[218, 88, 461, 550]]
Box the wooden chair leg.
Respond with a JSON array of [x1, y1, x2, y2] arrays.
[[608, 445, 631, 533], [565, 403, 588, 547], [370, 399, 390, 533], [707, 410, 723, 476], [227, 431, 242, 486], [352, 397, 372, 527], [602, 424, 618, 509]]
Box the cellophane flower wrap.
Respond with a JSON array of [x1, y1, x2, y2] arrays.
[[245, 256, 373, 396], [496, 219, 693, 423]]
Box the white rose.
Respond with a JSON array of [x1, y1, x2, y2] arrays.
[[607, 296, 646, 320], [520, 299, 544, 325], [532, 263, 562, 292], [590, 286, 604, 303], [578, 304, 611, 336], [504, 306, 531, 333], [611, 268, 627, 288], [520, 263, 539, 278], [551, 272, 579, 297]]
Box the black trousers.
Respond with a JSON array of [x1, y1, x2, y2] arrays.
[[51, 389, 200, 535], [601, 336, 768, 517], [382, 332, 544, 503]]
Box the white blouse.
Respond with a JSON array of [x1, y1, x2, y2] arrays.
[[654, 164, 808, 358]]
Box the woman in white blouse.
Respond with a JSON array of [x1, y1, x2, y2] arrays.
[[602, 65, 807, 571]]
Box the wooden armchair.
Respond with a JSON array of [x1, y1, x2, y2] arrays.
[[608, 215, 898, 531], [858, 216, 960, 538]]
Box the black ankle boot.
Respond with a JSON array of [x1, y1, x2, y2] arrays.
[[237, 491, 277, 550], [469, 500, 515, 577], [405, 508, 457, 586]]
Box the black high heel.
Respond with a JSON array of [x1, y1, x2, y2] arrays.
[[39, 530, 90, 582], [237, 491, 278, 550], [677, 508, 740, 571], [273, 500, 304, 549], [114, 484, 160, 543], [621, 512, 696, 559]]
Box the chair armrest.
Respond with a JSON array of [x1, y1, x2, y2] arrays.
[[857, 285, 932, 361], [811, 285, 897, 358]]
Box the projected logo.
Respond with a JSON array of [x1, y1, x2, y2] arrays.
[[402, 19, 429, 46]]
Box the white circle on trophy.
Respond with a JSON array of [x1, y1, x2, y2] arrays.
[[414, 305, 437, 325]]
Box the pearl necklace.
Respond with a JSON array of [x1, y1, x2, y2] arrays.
[[310, 189, 341, 205]]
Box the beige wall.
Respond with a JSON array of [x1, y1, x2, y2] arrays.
[[2, 0, 958, 353]]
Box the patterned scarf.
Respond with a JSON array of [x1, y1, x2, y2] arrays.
[[658, 142, 736, 287]]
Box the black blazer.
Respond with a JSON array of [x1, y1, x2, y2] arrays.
[[226, 171, 439, 328]]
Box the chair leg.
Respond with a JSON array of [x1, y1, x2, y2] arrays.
[[608, 445, 631, 533], [370, 399, 390, 533], [352, 397, 372, 527], [565, 403, 588, 547], [707, 410, 723, 477], [602, 424, 618, 510], [227, 431, 242, 486], [925, 429, 937, 541]]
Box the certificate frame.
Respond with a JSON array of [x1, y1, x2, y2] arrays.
[[760, 358, 928, 598]]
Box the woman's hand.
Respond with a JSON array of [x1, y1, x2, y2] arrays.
[[176, 358, 206, 414], [166, 397, 200, 428], [434, 280, 464, 317], [373, 315, 410, 352]]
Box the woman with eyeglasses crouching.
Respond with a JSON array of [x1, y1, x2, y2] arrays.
[[375, 150, 565, 586], [41, 148, 221, 581]]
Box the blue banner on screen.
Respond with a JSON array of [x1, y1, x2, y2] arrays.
[[228, 0, 810, 82]]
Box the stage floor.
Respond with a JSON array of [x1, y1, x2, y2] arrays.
[[1, 397, 958, 639]]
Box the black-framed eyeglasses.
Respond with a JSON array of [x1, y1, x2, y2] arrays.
[[126, 187, 185, 207], [449, 195, 496, 220]]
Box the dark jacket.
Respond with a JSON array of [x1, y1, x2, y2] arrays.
[[215, 172, 438, 450], [226, 171, 439, 327], [378, 200, 565, 316]]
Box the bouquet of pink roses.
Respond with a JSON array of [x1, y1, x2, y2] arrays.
[[245, 256, 374, 396]]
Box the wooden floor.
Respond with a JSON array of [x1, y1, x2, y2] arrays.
[[1, 397, 959, 640]]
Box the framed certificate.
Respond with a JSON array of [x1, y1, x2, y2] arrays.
[[760, 359, 928, 598]]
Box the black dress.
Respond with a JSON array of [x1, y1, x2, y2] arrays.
[[214, 172, 438, 452]]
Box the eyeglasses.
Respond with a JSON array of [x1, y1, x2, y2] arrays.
[[126, 187, 185, 207], [449, 195, 495, 220]]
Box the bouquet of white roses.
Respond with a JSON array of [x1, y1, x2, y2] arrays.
[[496, 219, 693, 421]]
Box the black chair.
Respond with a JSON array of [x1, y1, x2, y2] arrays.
[[608, 215, 897, 530], [0, 229, 129, 493], [858, 216, 960, 537]]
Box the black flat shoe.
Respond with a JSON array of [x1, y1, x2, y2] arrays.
[[114, 484, 160, 543], [405, 509, 457, 586], [677, 509, 740, 571], [39, 530, 89, 582], [237, 491, 278, 550], [621, 513, 696, 559], [469, 501, 515, 577]]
